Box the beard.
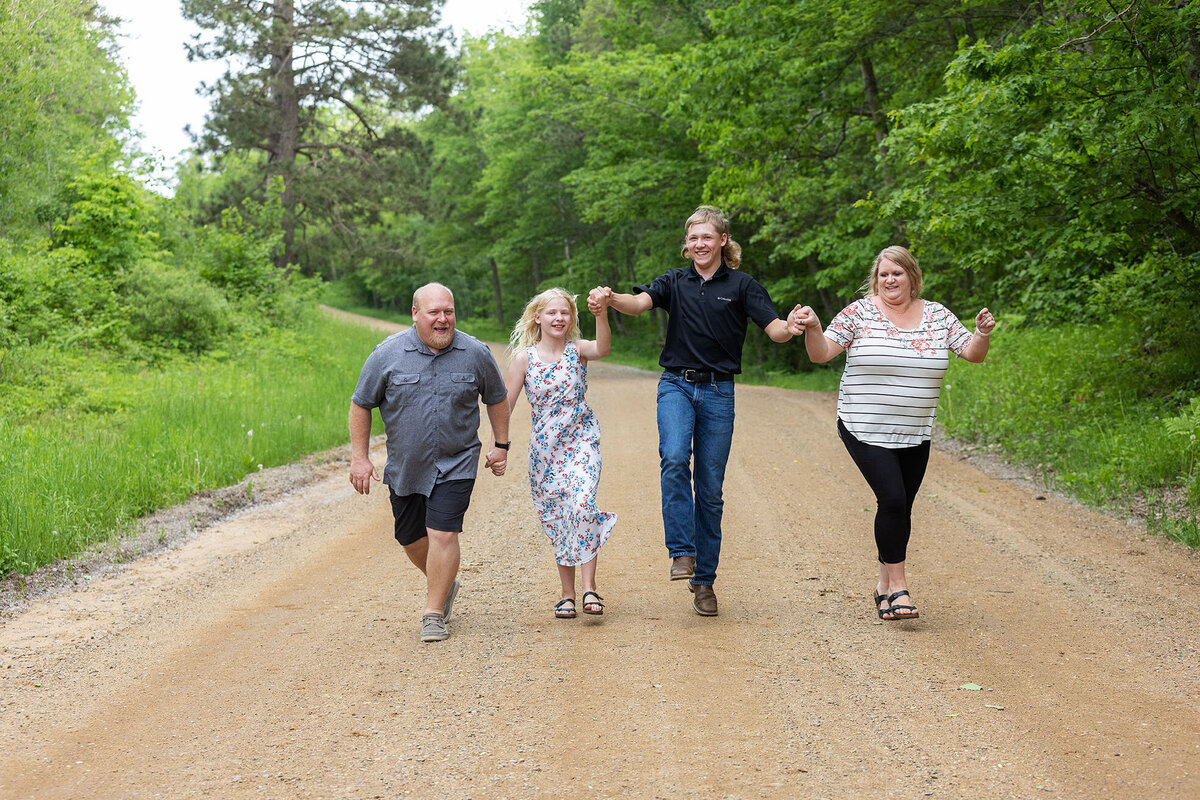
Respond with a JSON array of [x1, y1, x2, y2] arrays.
[[426, 328, 454, 350]]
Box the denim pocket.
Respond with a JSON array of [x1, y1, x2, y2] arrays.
[[712, 380, 735, 399]]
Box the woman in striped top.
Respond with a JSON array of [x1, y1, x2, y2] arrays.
[[795, 246, 995, 621]]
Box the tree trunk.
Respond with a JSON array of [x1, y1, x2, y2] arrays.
[[860, 56, 892, 188], [489, 257, 504, 326], [531, 250, 542, 287], [268, 0, 299, 273]]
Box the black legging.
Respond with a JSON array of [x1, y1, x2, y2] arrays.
[[837, 418, 931, 564]]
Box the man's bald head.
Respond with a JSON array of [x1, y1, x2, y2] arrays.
[[413, 283, 454, 312]]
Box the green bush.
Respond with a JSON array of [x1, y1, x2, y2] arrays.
[[0, 244, 127, 348], [51, 168, 159, 276], [121, 261, 233, 353], [195, 204, 283, 300]]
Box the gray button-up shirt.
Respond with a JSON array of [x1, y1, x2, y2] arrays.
[[351, 328, 507, 496]]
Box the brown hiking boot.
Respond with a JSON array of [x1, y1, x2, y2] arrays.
[[690, 583, 717, 616], [669, 555, 695, 581]]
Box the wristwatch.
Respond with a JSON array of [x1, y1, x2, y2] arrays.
[[494, 441, 511, 450]]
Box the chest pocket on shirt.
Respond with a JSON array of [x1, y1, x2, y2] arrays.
[[449, 372, 478, 401], [387, 373, 420, 405]]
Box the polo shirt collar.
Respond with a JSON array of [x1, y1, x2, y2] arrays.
[[687, 260, 731, 282]]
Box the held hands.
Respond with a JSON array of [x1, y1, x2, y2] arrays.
[[349, 457, 381, 495], [975, 307, 996, 336], [587, 286, 613, 316], [484, 447, 507, 477], [793, 305, 821, 336]]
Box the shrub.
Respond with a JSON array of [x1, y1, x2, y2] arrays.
[[121, 261, 234, 353], [0, 243, 127, 348]]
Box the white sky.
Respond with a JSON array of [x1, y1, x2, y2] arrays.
[[103, 1, 530, 185]]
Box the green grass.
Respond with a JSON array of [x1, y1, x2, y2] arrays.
[[939, 318, 1199, 545], [16, 289, 1189, 578], [0, 312, 389, 575]]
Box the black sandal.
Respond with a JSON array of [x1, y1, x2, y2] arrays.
[[554, 598, 577, 619], [885, 590, 919, 620], [581, 591, 604, 616], [873, 591, 891, 620]]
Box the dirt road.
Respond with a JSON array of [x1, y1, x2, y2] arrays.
[[2, 311, 1198, 799]]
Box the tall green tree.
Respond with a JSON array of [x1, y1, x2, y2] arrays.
[[885, 0, 1200, 329], [181, 0, 456, 271], [0, 0, 132, 239]]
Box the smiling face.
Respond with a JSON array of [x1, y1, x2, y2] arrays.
[[874, 257, 913, 305], [534, 296, 575, 341], [412, 285, 456, 352], [684, 221, 728, 272]]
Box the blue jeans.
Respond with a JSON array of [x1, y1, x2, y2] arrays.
[[656, 372, 735, 586]]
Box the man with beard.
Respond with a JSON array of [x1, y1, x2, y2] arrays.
[[349, 282, 510, 642]]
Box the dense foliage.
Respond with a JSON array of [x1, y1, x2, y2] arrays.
[[2, 1, 1198, 572], [315, 0, 1198, 531], [0, 3, 318, 436], [285, 1, 1199, 384], [0, 2, 320, 402], [0, 0, 132, 240]]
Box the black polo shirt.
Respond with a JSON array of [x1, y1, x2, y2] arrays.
[[634, 262, 782, 374]]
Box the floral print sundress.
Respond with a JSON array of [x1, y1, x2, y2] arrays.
[[524, 341, 616, 566]]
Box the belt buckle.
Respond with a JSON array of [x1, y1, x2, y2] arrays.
[[682, 369, 698, 382]]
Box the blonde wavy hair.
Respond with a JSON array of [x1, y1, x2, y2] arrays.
[[680, 205, 742, 270], [509, 288, 582, 352], [860, 245, 923, 298]]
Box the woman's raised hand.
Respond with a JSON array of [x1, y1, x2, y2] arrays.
[[975, 307, 996, 335]]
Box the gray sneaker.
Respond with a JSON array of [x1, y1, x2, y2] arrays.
[[442, 577, 460, 622], [420, 613, 449, 642]]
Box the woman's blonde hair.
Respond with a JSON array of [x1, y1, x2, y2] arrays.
[[861, 245, 923, 298], [680, 205, 742, 269], [509, 288, 581, 352]]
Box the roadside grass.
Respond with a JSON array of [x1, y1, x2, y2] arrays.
[[940, 318, 1200, 547], [13, 292, 1192, 577], [0, 313, 389, 576]]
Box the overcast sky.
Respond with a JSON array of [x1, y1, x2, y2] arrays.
[[102, 1, 531, 183]]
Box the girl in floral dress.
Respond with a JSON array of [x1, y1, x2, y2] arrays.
[[505, 288, 617, 619]]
